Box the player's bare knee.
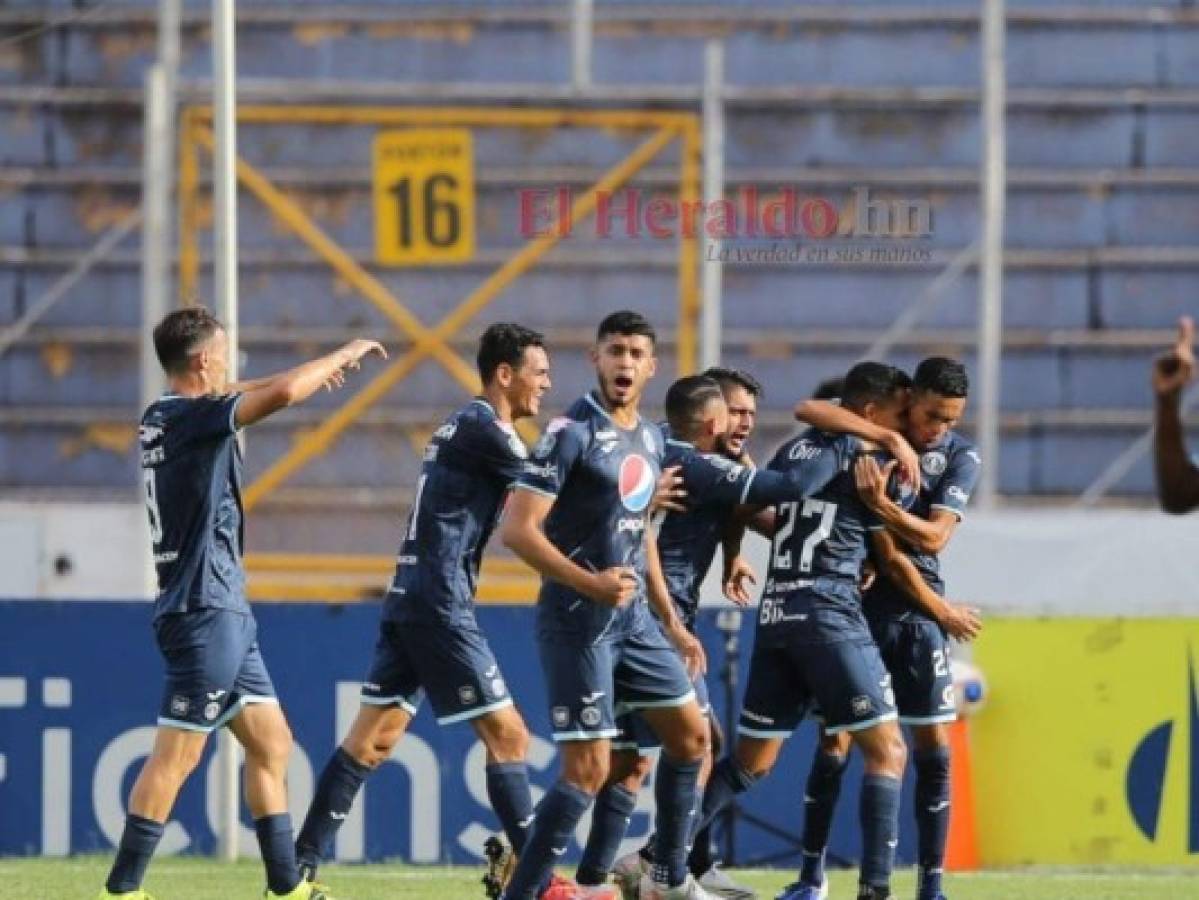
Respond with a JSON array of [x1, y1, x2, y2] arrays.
[[482, 715, 529, 762], [152, 741, 204, 783], [249, 728, 293, 772], [562, 745, 610, 794], [860, 727, 906, 777], [663, 721, 708, 763]]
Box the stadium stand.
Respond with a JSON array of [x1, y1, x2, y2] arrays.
[[2, 1, 1198, 554]]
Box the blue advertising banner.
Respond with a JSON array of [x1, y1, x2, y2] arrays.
[[0, 601, 915, 866]]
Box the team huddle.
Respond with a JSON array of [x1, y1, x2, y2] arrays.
[[101, 307, 982, 900]]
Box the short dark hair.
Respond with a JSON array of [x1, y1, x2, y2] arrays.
[[702, 366, 763, 400], [597, 310, 656, 346], [841, 362, 910, 411], [477, 323, 546, 384], [153, 307, 223, 375], [811, 376, 845, 401], [914, 356, 968, 398], [665, 375, 724, 435]]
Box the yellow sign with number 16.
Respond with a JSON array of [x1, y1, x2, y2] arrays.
[[373, 129, 476, 266]]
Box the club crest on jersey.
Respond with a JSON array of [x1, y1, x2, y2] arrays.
[[618, 454, 655, 512], [921, 451, 948, 477]]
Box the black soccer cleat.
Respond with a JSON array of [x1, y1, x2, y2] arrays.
[[856, 887, 892, 900], [482, 835, 516, 899]]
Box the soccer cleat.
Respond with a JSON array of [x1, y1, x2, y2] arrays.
[[96, 891, 156, 900], [638, 872, 723, 900], [774, 879, 828, 900], [483, 835, 517, 899], [854, 886, 891, 900], [264, 881, 338, 899], [696, 864, 757, 899], [540, 873, 584, 899], [612, 851, 651, 900]]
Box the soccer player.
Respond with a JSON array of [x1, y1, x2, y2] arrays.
[[588, 370, 797, 899], [789, 357, 982, 900], [293, 324, 552, 887], [499, 312, 718, 900], [685, 361, 914, 900], [100, 307, 385, 900], [1152, 316, 1199, 513]]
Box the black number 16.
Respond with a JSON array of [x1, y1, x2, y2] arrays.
[[389, 173, 461, 249]]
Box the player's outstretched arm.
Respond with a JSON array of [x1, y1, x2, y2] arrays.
[[794, 398, 919, 485], [1153, 316, 1199, 514], [234, 339, 386, 428], [856, 457, 958, 554], [868, 530, 981, 641], [501, 488, 637, 607], [644, 527, 706, 677]]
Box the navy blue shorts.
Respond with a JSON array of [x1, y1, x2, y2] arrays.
[[539, 616, 695, 743], [739, 633, 897, 738], [156, 609, 278, 733], [868, 615, 957, 725], [361, 618, 513, 725]]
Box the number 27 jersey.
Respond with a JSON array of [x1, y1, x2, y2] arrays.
[[764, 430, 911, 591]]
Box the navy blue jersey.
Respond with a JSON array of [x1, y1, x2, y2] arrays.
[[657, 435, 842, 627], [517, 391, 663, 642], [866, 430, 981, 621], [759, 431, 912, 637], [385, 398, 528, 626], [139, 393, 246, 621]]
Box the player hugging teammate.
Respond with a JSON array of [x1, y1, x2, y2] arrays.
[[107, 305, 981, 900]]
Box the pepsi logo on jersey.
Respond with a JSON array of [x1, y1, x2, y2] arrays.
[[618, 454, 655, 512]]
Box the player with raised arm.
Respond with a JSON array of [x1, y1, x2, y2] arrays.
[[685, 362, 914, 900], [499, 312, 717, 900], [292, 325, 551, 893], [99, 307, 385, 900], [789, 357, 982, 900], [1152, 316, 1199, 513]]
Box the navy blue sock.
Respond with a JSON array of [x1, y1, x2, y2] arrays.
[[577, 783, 637, 885], [651, 755, 703, 887], [487, 762, 535, 856], [105, 814, 164, 893], [296, 747, 370, 870], [859, 774, 902, 891], [692, 757, 758, 838], [799, 750, 849, 887], [256, 813, 302, 896], [503, 780, 593, 900], [914, 746, 951, 900]]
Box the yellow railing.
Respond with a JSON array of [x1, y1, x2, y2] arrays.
[[179, 105, 701, 598]]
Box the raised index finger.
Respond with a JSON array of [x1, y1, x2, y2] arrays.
[[1178, 316, 1195, 352]]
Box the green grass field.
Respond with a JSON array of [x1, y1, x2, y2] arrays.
[[3, 857, 1195, 900]]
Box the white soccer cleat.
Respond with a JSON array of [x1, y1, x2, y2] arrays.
[[612, 851, 651, 900], [638, 872, 723, 900], [696, 863, 758, 899]]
